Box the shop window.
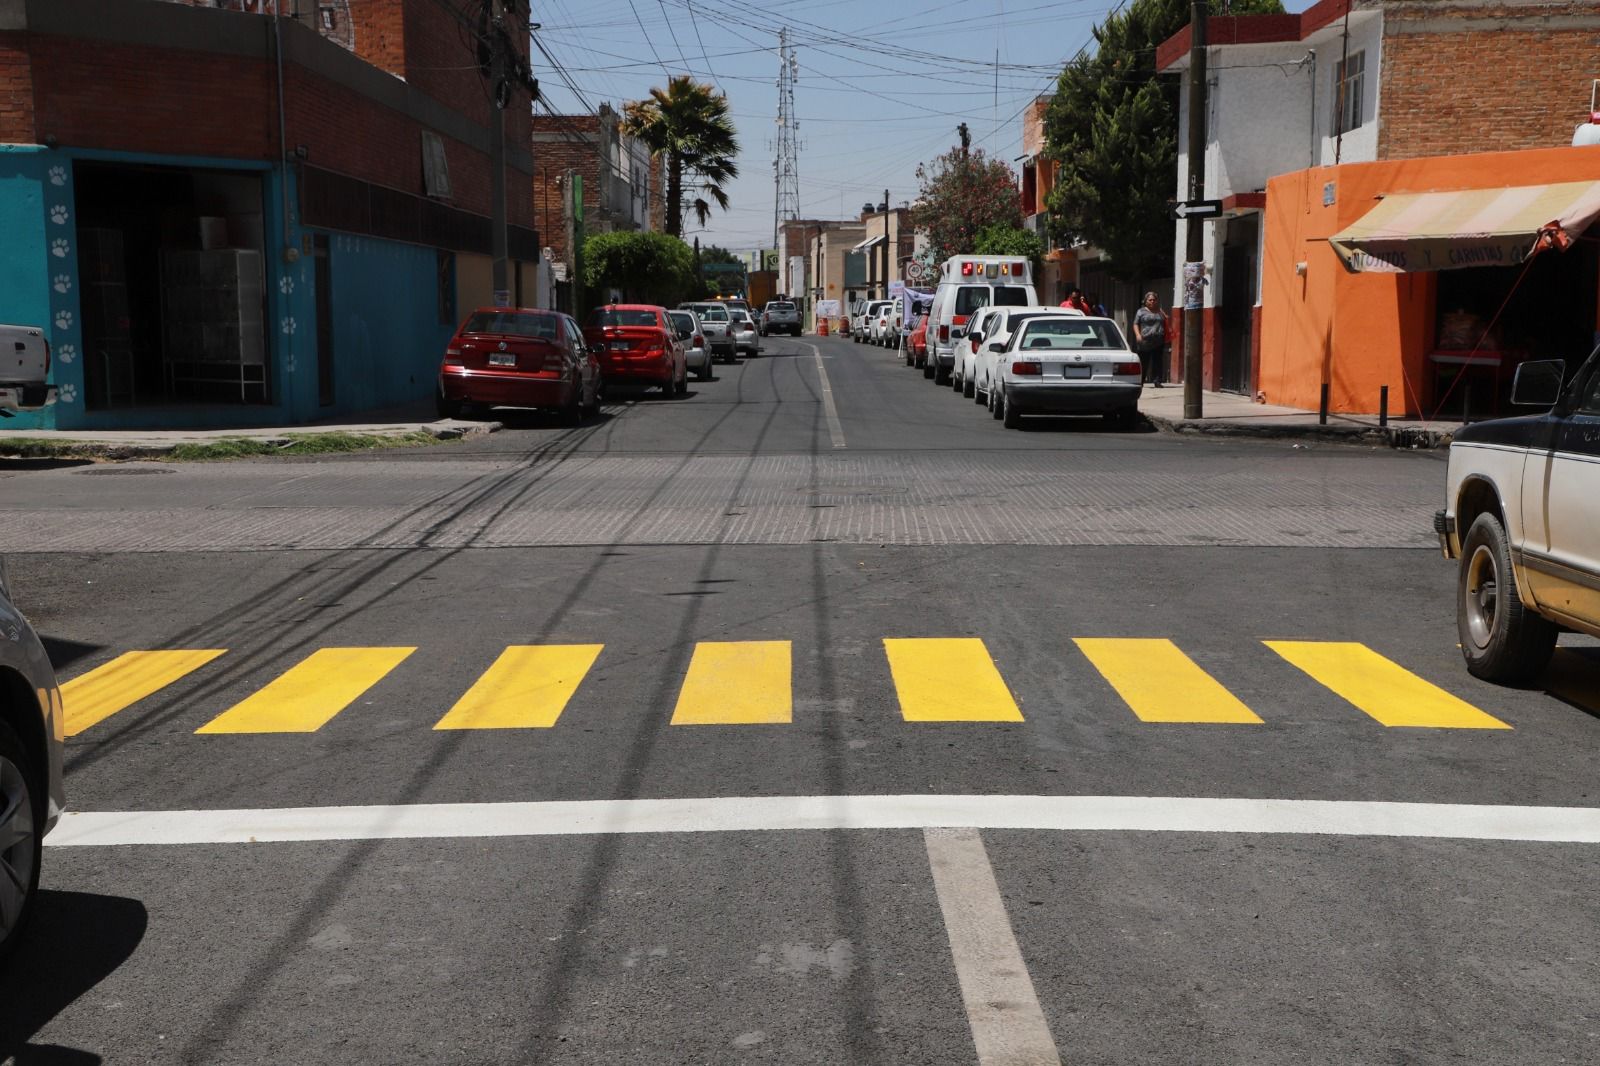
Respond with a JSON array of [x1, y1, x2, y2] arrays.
[[1332, 50, 1365, 135]]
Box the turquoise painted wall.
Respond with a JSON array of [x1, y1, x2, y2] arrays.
[[323, 234, 454, 415], [0, 147, 81, 431]]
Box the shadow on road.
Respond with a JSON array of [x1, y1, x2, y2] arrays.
[[0, 891, 149, 1065], [37, 637, 105, 674], [0, 459, 97, 473]]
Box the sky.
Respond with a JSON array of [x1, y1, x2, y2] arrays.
[[530, 0, 1317, 254]]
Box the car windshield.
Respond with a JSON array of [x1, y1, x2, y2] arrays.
[[668, 311, 696, 338], [462, 311, 560, 339], [589, 309, 658, 328], [730, 310, 752, 323], [1014, 318, 1126, 350], [954, 287, 991, 316], [700, 307, 729, 322]]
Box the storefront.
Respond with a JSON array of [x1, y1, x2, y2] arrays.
[[1259, 144, 1600, 417]]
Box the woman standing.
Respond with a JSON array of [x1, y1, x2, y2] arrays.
[[1133, 291, 1168, 387]]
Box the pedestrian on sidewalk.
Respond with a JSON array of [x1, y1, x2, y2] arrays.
[[1133, 291, 1168, 388], [1060, 287, 1092, 315]]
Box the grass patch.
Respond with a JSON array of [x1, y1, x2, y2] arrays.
[[0, 437, 94, 459], [166, 430, 446, 462]]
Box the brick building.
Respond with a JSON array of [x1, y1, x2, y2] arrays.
[[531, 106, 662, 278], [0, 0, 541, 430], [1156, 0, 1600, 397]]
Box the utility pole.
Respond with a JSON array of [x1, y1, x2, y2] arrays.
[[1182, 0, 1208, 419], [882, 188, 891, 299], [486, 0, 510, 307]]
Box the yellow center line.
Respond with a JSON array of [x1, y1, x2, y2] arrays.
[[61, 649, 228, 737], [671, 641, 793, 725], [434, 645, 604, 730], [196, 647, 415, 734], [1075, 638, 1262, 724], [1265, 641, 1511, 729], [883, 638, 1024, 723]]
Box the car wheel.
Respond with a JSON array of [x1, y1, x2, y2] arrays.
[[435, 388, 463, 420], [935, 364, 951, 386], [0, 719, 42, 963], [963, 375, 976, 399], [1457, 512, 1559, 683], [989, 384, 1002, 420], [585, 380, 603, 416], [1001, 388, 1022, 428], [697, 362, 711, 381], [951, 368, 963, 391], [562, 392, 584, 427], [922, 359, 935, 380]]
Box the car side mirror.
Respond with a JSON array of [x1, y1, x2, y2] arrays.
[[1511, 359, 1565, 407], [987, 342, 1005, 352]]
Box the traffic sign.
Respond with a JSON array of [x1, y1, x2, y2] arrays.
[[1170, 199, 1225, 221]]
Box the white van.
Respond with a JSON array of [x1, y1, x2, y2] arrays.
[[1, 324, 56, 413], [925, 256, 1037, 383]]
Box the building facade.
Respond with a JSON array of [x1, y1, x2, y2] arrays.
[[1157, 0, 1600, 397], [1, 0, 539, 430], [531, 105, 661, 271]]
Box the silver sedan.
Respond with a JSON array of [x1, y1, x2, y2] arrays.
[[729, 309, 761, 358]]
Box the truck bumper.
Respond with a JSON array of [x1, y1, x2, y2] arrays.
[[0, 384, 57, 412], [1434, 510, 1457, 558]]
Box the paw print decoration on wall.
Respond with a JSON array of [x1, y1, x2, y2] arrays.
[[57, 344, 76, 364], [48, 166, 66, 187], [280, 317, 297, 336], [278, 276, 295, 295], [57, 383, 77, 404], [53, 274, 72, 294], [54, 310, 73, 331], [49, 204, 69, 225], [51, 239, 69, 259]]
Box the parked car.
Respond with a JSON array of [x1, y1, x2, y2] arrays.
[[438, 307, 601, 423], [760, 300, 801, 337], [848, 300, 868, 342], [986, 315, 1142, 429], [854, 301, 889, 343], [952, 307, 1004, 394], [969, 306, 1080, 402], [681, 302, 736, 362], [871, 303, 896, 346], [584, 304, 687, 397], [729, 308, 761, 358], [0, 557, 65, 963], [1436, 344, 1600, 682], [0, 324, 56, 415], [904, 313, 930, 369], [667, 309, 713, 381], [927, 255, 1039, 384]]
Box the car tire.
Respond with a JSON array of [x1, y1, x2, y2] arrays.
[[585, 381, 603, 416], [1001, 389, 1022, 428], [922, 360, 935, 380], [935, 364, 951, 386], [1457, 512, 1559, 684], [435, 388, 464, 420], [697, 362, 711, 381], [0, 718, 42, 964], [963, 375, 976, 399], [562, 392, 583, 427], [989, 384, 1002, 420]]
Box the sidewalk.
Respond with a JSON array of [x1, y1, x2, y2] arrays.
[[0, 401, 500, 459], [1137, 386, 1461, 448]]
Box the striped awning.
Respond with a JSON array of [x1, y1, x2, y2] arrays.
[[851, 234, 887, 254], [1329, 180, 1600, 274]]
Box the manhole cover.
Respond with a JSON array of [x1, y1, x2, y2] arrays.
[[76, 465, 175, 475]]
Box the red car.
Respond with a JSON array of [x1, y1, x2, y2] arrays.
[[582, 304, 688, 396], [437, 307, 601, 423], [905, 313, 930, 369]]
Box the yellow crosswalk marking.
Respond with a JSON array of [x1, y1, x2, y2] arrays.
[[195, 647, 415, 734], [1074, 638, 1262, 724], [61, 650, 227, 736], [1265, 641, 1510, 729], [883, 638, 1023, 723], [671, 641, 792, 725], [434, 644, 603, 730]]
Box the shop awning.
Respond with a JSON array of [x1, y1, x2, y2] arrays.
[[1328, 180, 1600, 274], [851, 234, 887, 253]]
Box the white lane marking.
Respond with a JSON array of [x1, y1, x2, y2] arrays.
[[807, 342, 846, 449], [925, 827, 1062, 1065], [45, 794, 1600, 847]]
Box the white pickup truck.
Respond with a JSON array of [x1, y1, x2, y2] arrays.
[[1, 324, 57, 415], [1436, 343, 1600, 682]]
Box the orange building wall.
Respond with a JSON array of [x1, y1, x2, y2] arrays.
[[1260, 144, 1600, 416]]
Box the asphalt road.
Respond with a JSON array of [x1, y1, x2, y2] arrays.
[[4, 333, 1599, 1064]]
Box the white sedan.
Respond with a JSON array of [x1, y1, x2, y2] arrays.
[[951, 307, 1003, 396], [969, 306, 1080, 403], [986, 315, 1143, 429]]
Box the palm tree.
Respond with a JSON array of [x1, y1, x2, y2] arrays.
[[622, 76, 740, 238]]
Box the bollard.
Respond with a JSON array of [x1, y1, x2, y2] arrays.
[[1379, 385, 1389, 428], [1319, 383, 1330, 425]]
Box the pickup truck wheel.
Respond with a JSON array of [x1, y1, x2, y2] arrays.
[[1458, 512, 1558, 683], [0, 719, 42, 963]]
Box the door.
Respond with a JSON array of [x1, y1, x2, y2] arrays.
[[313, 234, 334, 407], [1219, 215, 1259, 395], [1524, 358, 1600, 627]]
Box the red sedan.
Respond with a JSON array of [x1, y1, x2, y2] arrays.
[[437, 307, 601, 423], [905, 313, 930, 369], [582, 305, 687, 397]]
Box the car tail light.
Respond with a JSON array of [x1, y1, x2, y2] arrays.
[[444, 347, 464, 365], [1011, 361, 1042, 376], [938, 324, 950, 342], [960, 262, 974, 276], [695, 335, 704, 348], [544, 353, 567, 371], [1114, 361, 1142, 375]]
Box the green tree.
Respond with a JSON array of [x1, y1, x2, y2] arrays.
[[909, 143, 1021, 265], [622, 77, 741, 238], [582, 231, 696, 307], [699, 244, 742, 266], [1043, 0, 1282, 281], [973, 223, 1045, 276]]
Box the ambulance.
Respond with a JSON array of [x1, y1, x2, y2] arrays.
[[924, 256, 1038, 384]]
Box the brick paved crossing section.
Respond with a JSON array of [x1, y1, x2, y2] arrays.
[[0, 452, 1434, 552]]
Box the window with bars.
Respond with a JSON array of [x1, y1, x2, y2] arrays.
[[1332, 50, 1366, 135]]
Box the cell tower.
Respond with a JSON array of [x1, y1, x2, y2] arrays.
[[772, 28, 801, 251]]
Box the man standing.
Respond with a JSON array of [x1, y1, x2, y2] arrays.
[[1133, 291, 1168, 388]]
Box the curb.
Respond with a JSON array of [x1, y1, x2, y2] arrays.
[[1144, 413, 1453, 449], [0, 420, 501, 461]]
